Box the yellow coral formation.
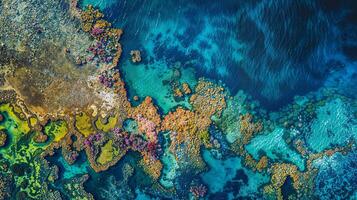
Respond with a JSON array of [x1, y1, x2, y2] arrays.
[[239, 113, 263, 145], [0, 104, 31, 144], [95, 114, 118, 132], [97, 140, 117, 165], [230, 113, 263, 164], [80, 5, 104, 32], [262, 142, 354, 200], [75, 112, 95, 137], [244, 154, 268, 172], [162, 108, 207, 168], [173, 88, 184, 98], [256, 156, 268, 172], [46, 120, 68, 142]]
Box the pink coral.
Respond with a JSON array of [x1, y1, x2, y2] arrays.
[[136, 114, 157, 142]]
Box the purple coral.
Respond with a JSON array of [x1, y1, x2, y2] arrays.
[[86, 40, 114, 65], [83, 132, 104, 153], [190, 184, 207, 198], [111, 127, 161, 160], [83, 138, 91, 147], [113, 127, 121, 135], [94, 133, 103, 141], [98, 73, 114, 88], [91, 27, 104, 37]]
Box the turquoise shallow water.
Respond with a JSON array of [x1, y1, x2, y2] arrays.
[[246, 128, 305, 171], [201, 150, 269, 198], [307, 98, 357, 152], [122, 59, 196, 113]]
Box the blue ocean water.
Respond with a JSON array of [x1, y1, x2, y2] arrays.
[[200, 150, 269, 199], [81, 0, 357, 110], [313, 151, 357, 200]]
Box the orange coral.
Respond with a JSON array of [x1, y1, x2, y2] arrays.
[[140, 155, 163, 180], [239, 113, 263, 145], [161, 80, 227, 169], [182, 83, 191, 95], [263, 163, 301, 200], [190, 79, 226, 117], [256, 156, 268, 172], [162, 108, 207, 168]]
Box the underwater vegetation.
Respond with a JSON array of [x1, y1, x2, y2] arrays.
[[0, 0, 356, 200]]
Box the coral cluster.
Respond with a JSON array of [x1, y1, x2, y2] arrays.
[[0, 173, 11, 200], [80, 5, 122, 69], [130, 50, 142, 63], [162, 79, 226, 169], [0, 131, 6, 147], [190, 184, 207, 198]]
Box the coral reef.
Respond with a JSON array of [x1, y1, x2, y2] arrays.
[[0, 173, 12, 200], [130, 50, 142, 63], [0, 131, 7, 147], [162, 79, 226, 169], [0, 1, 355, 199], [64, 175, 94, 200], [190, 184, 207, 198]]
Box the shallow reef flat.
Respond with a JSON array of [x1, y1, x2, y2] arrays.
[[0, 0, 356, 200]]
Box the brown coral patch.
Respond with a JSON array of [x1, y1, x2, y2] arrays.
[[4, 43, 100, 118]]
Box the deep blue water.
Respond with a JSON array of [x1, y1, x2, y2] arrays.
[[82, 0, 357, 110], [314, 151, 357, 200]]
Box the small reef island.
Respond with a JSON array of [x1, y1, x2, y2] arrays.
[[0, 0, 356, 199]]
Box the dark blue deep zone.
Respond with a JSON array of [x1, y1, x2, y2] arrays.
[[315, 151, 357, 200], [99, 0, 357, 110]]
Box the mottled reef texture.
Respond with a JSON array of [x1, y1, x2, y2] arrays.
[[0, 0, 100, 118], [0, 0, 356, 200]]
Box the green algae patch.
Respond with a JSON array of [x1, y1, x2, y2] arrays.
[[44, 120, 68, 142], [75, 112, 95, 137], [95, 114, 118, 132], [0, 130, 48, 198], [198, 130, 211, 147], [0, 108, 48, 199], [0, 104, 31, 149], [0, 103, 31, 135], [97, 140, 118, 165]]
